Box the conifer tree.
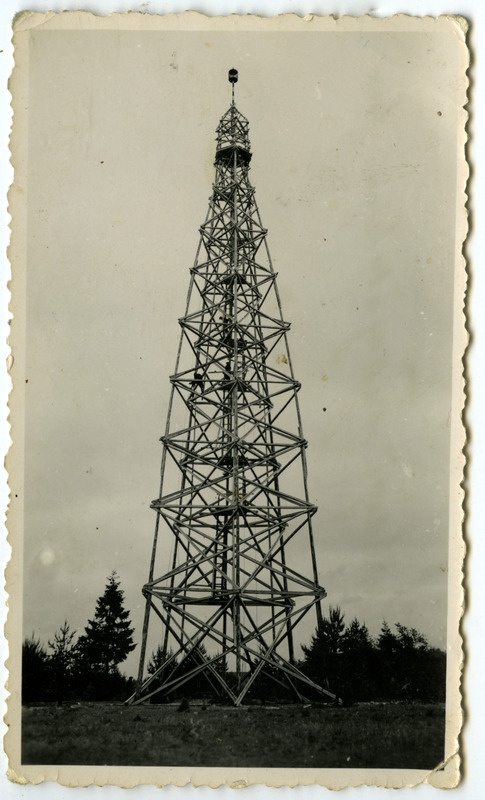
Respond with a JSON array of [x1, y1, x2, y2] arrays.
[[48, 620, 77, 703], [22, 634, 50, 703], [77, 572, 136, 676], [301, 606, 345, 679]]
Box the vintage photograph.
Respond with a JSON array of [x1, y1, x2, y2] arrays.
[[6, 11, 467, 789]]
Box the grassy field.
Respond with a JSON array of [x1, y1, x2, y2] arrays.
[[21, 701, 445, 769]]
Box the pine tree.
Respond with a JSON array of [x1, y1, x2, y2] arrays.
[[342, 618, 372, 653], [144, 645, 178, 702], [301, 606, 346, 700], [147, 644, 173, 677], [340, 618, 376, 702], [77, 572, 136, 677], [22, 634, 50, 703], [376, 620, 445, 702], [47, 620, 77, 703]]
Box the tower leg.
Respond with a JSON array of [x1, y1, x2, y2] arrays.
[[134, 593, 151, 701]]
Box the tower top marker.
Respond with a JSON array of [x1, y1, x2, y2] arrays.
[[228, 68, 238, 103]]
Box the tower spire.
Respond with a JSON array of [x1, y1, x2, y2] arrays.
[[228, 67, 238, 105], [129, 80, 335, 707]]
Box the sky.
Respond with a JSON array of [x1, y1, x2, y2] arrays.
[[12, 15, 467, 677]]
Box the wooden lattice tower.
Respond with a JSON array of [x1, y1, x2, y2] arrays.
[[130, 71, 335, 706]]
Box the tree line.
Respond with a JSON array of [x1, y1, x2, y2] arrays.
[[22, 572, 136, 703], [300, 606, 446, 704], [23, 581, 445, 705]]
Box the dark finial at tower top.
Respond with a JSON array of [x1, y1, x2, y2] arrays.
[[228, 68, 238, 104]]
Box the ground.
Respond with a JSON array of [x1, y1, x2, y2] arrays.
[[21, 701, 446, 769]]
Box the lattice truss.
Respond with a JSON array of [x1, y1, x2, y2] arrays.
[[131, 100, 334, 706]]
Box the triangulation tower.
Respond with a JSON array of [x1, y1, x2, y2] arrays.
[[130, 70, 334, 706]]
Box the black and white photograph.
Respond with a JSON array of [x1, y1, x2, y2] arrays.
[[5, 10, 467, 789]]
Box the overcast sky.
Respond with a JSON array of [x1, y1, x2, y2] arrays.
[[15, 15, 466, 675]]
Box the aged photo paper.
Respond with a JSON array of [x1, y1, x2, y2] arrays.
[[6, 11, 468, 790]]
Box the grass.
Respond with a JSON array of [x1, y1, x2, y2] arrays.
[[21, 701, 446, 769]]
